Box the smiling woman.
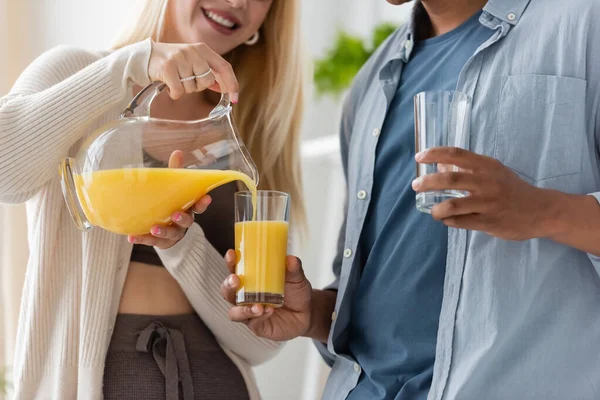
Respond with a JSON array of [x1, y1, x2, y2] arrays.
[[162, 0, 272, 53], [203, 9, 239, 30], [0, 0, 305, 399]]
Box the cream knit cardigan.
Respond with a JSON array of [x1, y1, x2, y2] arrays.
[[0, 39, 282, 400]]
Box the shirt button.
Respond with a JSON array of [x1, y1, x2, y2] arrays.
[[507, 12, 516, 21], [404, 39, 413, 52], [372, 128, 380, 137], [343, 249, 353, 258], [357, 190, 367, 200], [354, 363, 361, 373], [331, 311, 337, 321]]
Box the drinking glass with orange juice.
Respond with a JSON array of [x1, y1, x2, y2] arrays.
[[234, 191, 290, 307]]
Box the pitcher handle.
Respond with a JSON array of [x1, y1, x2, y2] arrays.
[[121, 71, 232, 118]]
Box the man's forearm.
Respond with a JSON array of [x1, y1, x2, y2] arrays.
[[542, 190, 600, 256], [303, 289, 337, 343]]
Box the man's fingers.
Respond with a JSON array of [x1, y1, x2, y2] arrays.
[[442, 213, 489, 231], [221, 274, 240, 305], [246, 309, 274, 334], [285, 256, 307, 284], [430, 196, 491, 221], [224, 249, 237, 274], [228, 304, 266, 322], [416, 147, 502, 171], [412, 171, 483, 193]]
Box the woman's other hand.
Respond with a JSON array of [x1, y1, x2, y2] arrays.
[[128, 150, 212, 249]]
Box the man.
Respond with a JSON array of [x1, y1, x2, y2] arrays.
[[221, 0, 600, 398]]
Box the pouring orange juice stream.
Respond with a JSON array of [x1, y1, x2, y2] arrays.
[[73, 151, 257, 236]]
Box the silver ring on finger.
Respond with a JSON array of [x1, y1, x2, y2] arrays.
[[195, 68, 213, 80], [195, 69, 216, 90], [179, 68, 213, 82]]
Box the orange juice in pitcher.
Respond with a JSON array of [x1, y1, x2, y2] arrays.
[[74, 168, 256, 236]]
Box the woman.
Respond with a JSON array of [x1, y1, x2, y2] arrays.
[[0, 0, 305, 398]]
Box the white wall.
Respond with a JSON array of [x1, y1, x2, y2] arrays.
[[0, 2, 8, 92], [0, 3, 8, 393], [0, 4, 37, 397], [30, 0, 128, 52], [5, 1, 413, 398]]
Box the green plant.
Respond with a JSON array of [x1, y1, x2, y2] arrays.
[[0, 369, 7, 396], [314, 22, 398, 97], [0, 366, 11, 397]]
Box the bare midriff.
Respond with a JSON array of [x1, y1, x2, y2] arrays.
[[118, 262, 194, 315]]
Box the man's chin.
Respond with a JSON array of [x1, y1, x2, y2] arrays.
[[386, 0, 411, 5]]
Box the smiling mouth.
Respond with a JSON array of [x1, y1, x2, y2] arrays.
[[201, 8, 240, 31]]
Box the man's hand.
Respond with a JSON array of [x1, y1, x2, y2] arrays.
[[221, 253, 314, 342], [412, 147, 562, 241]]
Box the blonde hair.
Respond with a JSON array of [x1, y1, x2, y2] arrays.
[[111, 0, 306, 228]]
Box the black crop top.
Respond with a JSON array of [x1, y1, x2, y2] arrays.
[[130, 182, 237, 266]]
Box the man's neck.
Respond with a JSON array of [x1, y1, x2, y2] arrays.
[[418, 0, 488, 38]]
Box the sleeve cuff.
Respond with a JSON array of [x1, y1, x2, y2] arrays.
[[588, 192, 600, 205], [324, 277, 340, 292], [314, 339, 336, 367], [109, 38, 153, 88], [586, 192, 600, 266], [154, 222, 205, 269]]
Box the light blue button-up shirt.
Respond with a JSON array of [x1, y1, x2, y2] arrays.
[[317, 0, 600, 399]]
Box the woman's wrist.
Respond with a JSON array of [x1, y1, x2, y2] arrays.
[[154, 222, 203, 268]]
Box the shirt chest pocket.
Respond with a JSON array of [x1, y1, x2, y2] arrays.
[[494, 74, 586, 183]]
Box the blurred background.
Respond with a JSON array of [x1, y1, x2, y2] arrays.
[[0, 0, 412, 398]]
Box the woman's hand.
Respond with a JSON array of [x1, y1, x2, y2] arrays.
[[148, 41, 239, 102], [128, 197, 211, 250], [128, 150, 212, 250]]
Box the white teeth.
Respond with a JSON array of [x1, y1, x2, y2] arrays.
[[206, 10, 235, 28]]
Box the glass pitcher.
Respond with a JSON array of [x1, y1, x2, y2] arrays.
[[59, 81, 259, 236]]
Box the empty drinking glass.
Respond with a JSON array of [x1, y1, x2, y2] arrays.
[[414, 90, 471, 213]]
